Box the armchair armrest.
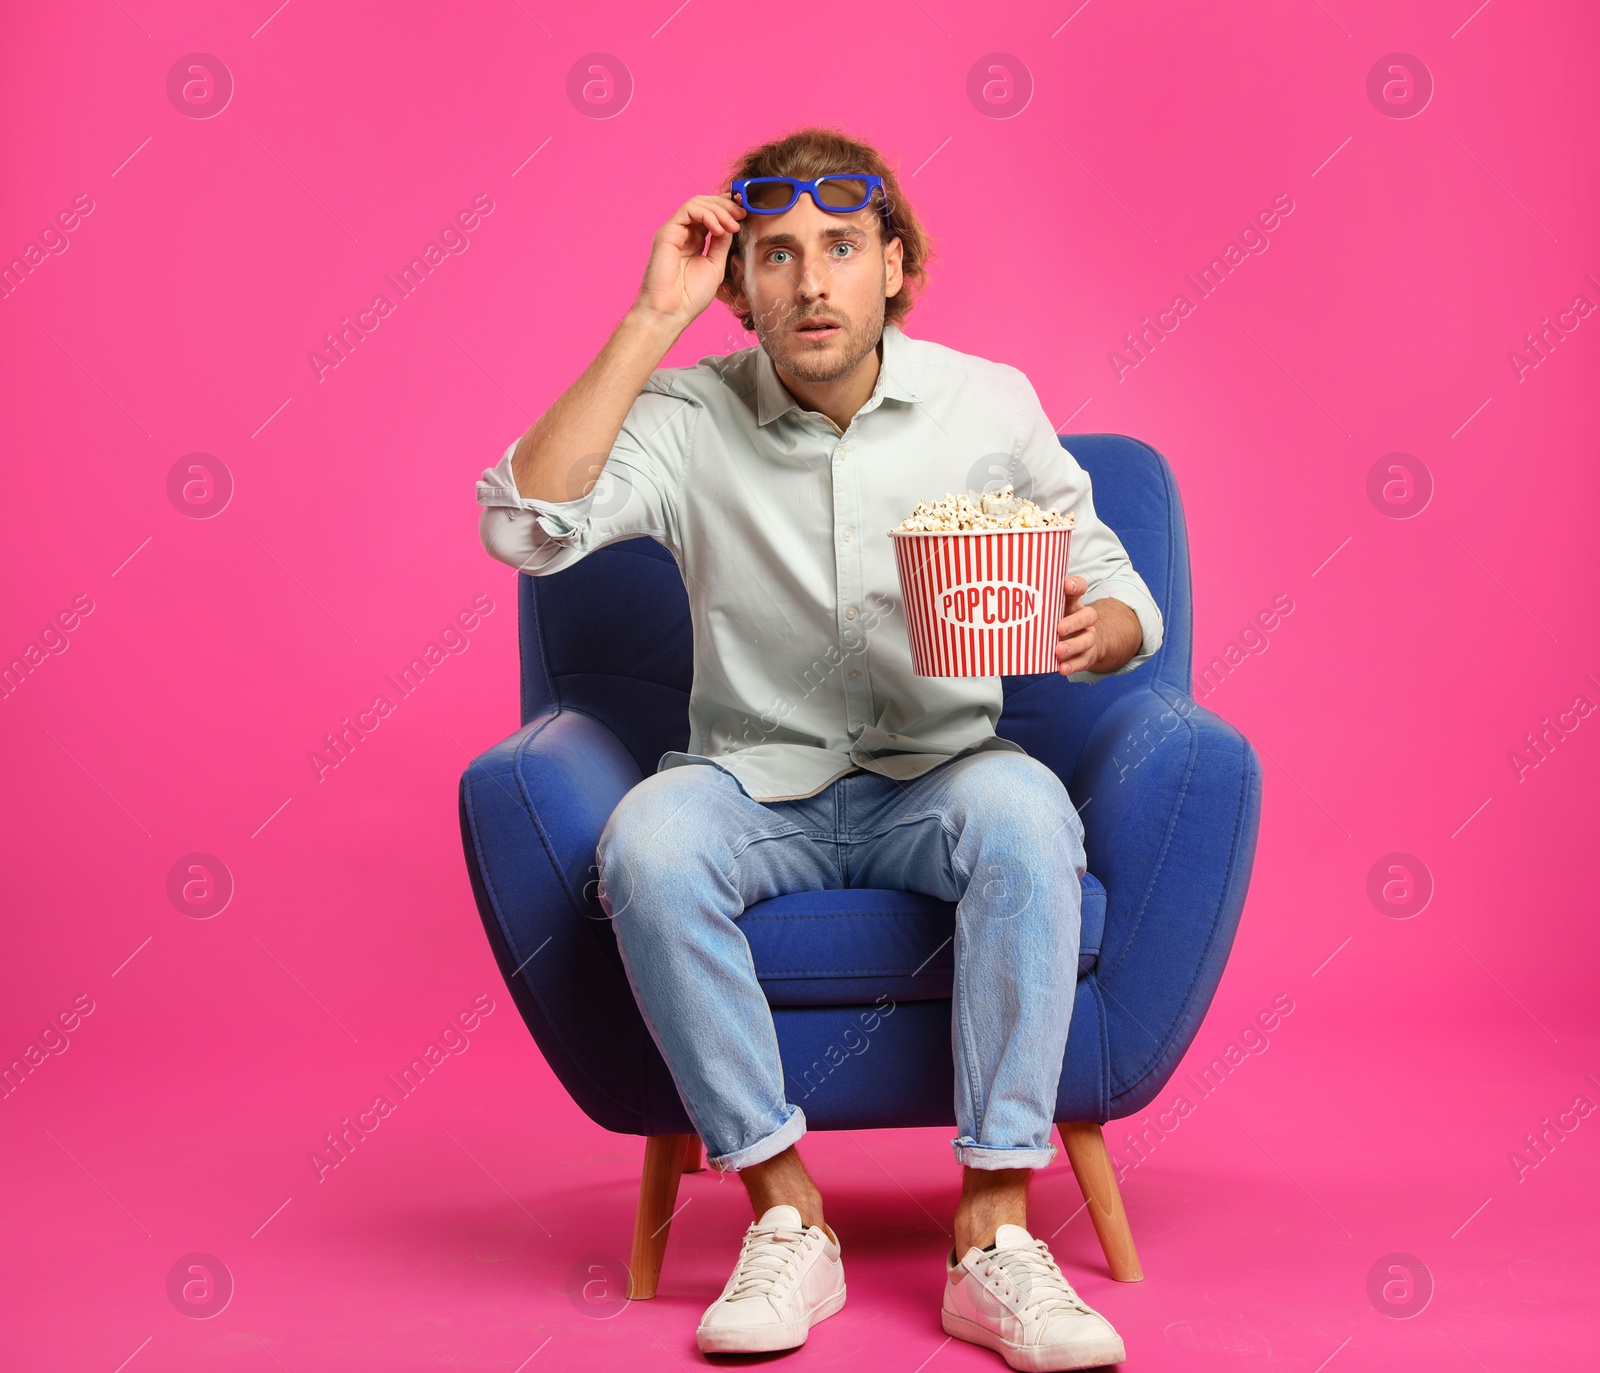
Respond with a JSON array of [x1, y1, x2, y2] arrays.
[[1070, 684, 1263, 1118], [458, 707, 656, 1134]]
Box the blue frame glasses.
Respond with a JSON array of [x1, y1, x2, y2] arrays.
[[731, 174, 895, 235]]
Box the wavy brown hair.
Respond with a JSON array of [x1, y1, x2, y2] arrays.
[[716, 126, 933, 333]]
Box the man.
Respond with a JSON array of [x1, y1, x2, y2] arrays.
[[476, 127, 1162, 1371]]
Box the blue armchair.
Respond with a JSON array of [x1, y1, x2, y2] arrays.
[[458, 434, 1263, 1297]]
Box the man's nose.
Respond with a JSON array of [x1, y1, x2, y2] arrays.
[[797, 256, 832, 298]]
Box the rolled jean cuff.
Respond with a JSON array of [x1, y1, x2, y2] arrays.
[[708, 1104, 807, 1173], [950, 1136, 1058, 1170]]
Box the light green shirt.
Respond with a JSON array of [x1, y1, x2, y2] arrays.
[[476, 322, 1164, 802]]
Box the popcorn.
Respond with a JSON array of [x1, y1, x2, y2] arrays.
[[892, 485, 1076, 533]]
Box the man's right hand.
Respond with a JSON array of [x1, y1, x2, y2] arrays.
[[635, 194, 747, 330], [508, 195, 747, 505]]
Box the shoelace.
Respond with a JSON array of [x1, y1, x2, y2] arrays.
[[724, 1221, 810, 1301], [980, 1240, 1092, 1322]]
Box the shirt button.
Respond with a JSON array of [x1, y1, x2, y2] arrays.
[[841, 528, 854, 542], [845, 606, 858, 620], [848, 668, 862, 680]]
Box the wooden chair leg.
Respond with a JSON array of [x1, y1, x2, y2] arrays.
[[1058, 1121, 1144, 1282], [628, 1134, 694, 1300], [682, 1136, 704, 1172]]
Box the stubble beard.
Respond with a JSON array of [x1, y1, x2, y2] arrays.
[[756, 292, 886, 386]]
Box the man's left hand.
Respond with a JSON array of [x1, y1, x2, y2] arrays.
[[1056, 577, 1142, 676]]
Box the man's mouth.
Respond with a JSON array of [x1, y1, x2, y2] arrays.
[[794, 317, 843, 341]]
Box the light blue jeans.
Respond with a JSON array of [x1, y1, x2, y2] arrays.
[[594, 749, 1086, 1173]]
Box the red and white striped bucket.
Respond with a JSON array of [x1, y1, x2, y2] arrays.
[[888, 526, 1072, 677]]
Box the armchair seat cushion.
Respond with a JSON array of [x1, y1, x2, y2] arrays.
[[739, 874, 1107, 1007]]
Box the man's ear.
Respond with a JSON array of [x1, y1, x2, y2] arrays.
[[716, 250, 748, 316], [883, 234, 905, 301]]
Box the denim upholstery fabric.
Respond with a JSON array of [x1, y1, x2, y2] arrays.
[[459, 435, 1262, 1133]]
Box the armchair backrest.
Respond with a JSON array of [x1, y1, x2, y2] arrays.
[[519, 434, 1192, 784]]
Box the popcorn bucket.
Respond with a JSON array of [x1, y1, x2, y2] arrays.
[[888, 526, 1073, 676]]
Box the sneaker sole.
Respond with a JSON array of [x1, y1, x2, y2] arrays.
[[696, 1284, 847, 1354], [941, 1307, 1126, 1371]]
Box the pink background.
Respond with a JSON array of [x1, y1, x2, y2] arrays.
[[3, 1, 1596, 1369]]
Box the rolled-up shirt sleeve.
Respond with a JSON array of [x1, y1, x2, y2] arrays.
[[476, 383, 697, 576], [1010, 375, 1164, 683]]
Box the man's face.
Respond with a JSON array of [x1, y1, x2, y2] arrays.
[[725, 192, 905, 385]]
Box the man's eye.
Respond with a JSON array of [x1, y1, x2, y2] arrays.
[[768, 250, 791, 264], [831, 241, 856, 256]]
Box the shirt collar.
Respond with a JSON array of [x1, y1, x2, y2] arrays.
[[754, 320, 921, 427]]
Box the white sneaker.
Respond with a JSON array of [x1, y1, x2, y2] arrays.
[[942, 1223, 1126, 1371], [695, 1203, 846, 1354]]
